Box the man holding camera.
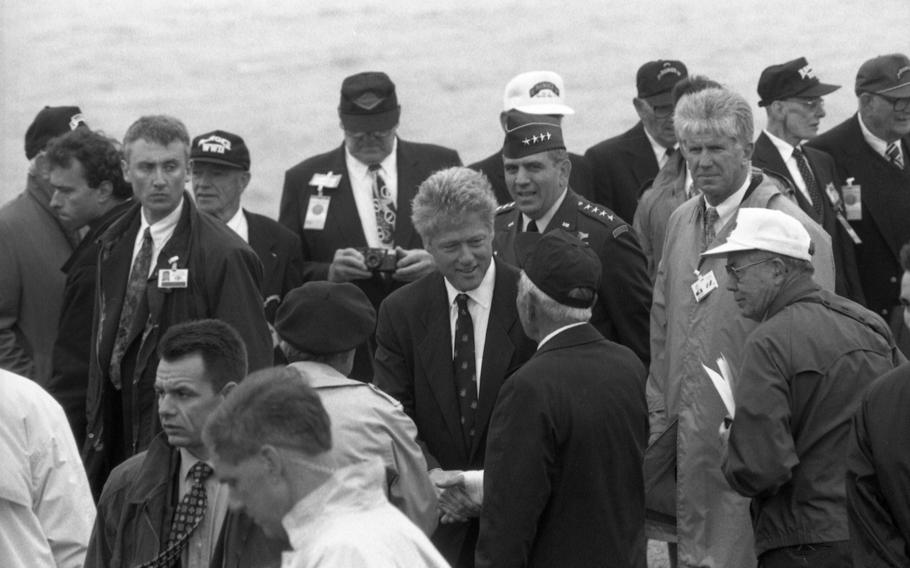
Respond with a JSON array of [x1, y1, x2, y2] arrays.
[[279, 71, 461, 379]]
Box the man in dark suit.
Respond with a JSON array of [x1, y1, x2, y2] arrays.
[[374, 167, 536, 567], [45, 127, 133, 447], [494, 109, 652, 366], [476, 229, 648, 568], [189, 129, 303, 325], [84, 115, 273, 497], [279, 71, 461, 379], [752, 57, 864, 303], [469, 70, 595, 204], [86, 320, 283, 568], [585, 59, 688, 223], [810, 53, 910, 320]]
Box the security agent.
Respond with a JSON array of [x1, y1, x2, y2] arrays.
[[273, 281, 439, 536]]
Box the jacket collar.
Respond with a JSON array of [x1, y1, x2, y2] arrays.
[[125, 434, 180, 504], [761, 275, 821, 322]]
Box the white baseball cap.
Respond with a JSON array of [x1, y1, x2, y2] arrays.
[[701, 208, 813, 261], [502, 71, 575, 115]]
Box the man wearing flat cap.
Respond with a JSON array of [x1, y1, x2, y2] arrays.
[[274, 281, 438, 536], [0, 105, 85, 385], [586, 59, 688, 223], [493, 109, 652, 366], [279, 71, 462, 380], [469, 70, 596, 204], [374, 166, 536, 567], [190, 129, 303, 331], [752, 57, 864, 303], [810, 53, 910, 321], [702, 208, 903, 567], [476, 229, 648, 568]]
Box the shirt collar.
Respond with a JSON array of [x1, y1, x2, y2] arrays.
[[139, 195, 184, 243], [643, 126, 674, 164], [763, 129, 800, 156], [537, 321, 587, 350], [444, 259, 496, 310], [858, 112, 893, 157], [178, 447, 212, 482], [344, 137, 399, 180], [705, 172, 750, 224], [522, 187, 568, 233]]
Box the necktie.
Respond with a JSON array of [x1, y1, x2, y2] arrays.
[[453, 294, 478, 448], [886, 142, 904, 170], [368, 164, 396, 246], [109, 228, 153, 389], [792, 147, 823, 216], [140, 462, 213, 568], [662, 146, 676, 168], [703, 206, 719, 251], [526, 219, 539, 233]]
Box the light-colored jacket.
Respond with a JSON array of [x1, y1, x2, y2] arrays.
[[288, 361, 438, 536], [647, 170, 834, 567]]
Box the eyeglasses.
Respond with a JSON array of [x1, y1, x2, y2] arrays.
[[784, 97, 825, 111], [344, 129, 395, 140], [725, 257, 775, 281], [649, 103, 675, 119], [876, 94, 910, 112]]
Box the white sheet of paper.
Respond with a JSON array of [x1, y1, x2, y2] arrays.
[[703, 359, 735, 417]]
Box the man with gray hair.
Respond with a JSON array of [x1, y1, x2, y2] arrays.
[[476, 229, 648, 568], [646, 87, 835, 567], [83, 115, 273, 496], [703, 208, 902, 567], [374, 166, 535, 567], [203, 367, 450, 567]]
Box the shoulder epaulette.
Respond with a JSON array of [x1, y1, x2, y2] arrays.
[[575, 197, 620, 226], [496, 202, 516, 214]]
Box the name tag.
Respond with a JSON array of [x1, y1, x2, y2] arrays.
[[304, 195, 331, 230], [691, 270, 718, 302], [842, 178, 862, 221], [158, 268, 188, 289]]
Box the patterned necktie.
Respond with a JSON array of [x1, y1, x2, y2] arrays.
[[368, 164, 396, 246], [886, 142, 904, 170], [453, 293, 478, 448], [109, 228, 153, 389], [703, 206, 719, 252], [526, 219, 539, 233], [792, 146, 823, 216], [140, 462, 213, 568]]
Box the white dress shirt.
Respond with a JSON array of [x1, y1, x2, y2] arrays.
[[345, 139, 399, 249], [644, 127, 676, 169], [763, 130, 815, 205], [177, 448, 229, 568], [224, 207, 250, 243], [132, 197, 185, 276]]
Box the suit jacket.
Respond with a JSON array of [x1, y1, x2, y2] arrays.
[[373, 260, 536, 568], [85, 434, 285, 568], [809, 115, 910, 319], [469, 150, 595, 204], [244, 210, 304, 322], [476, 323, 648, 568], [279, 139, 461, 380], [752, 132, 864, 304], [494, 189, 652, 366], [585, 121, 661, 224]]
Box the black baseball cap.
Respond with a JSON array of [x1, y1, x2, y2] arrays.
[[190, 130, 251, 171], [637, 60, 688, 106], [757, 57, 840, 106], [338, 71, 401, 132]]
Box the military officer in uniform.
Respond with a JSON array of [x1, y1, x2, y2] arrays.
[[493, 110, 652, 366]]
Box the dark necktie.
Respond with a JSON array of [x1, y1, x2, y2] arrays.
[[792, 147, 823, 216], [886, 142, 904, 170], [140, 461, 213, 568], [526, 219, 539, 233], [453, 293, 478, 448], [663, 146, 676, 167], [703, 206, 719, 252], [368, 164, 396, 246], [109, 228, 153, 389]]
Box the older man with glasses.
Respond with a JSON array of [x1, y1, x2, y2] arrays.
[[810, 53, 910, 322], [279, 71, 461, 380], [752, 57, 864, 304], [703, 208, 904, 567]]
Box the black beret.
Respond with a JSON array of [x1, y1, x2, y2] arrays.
[[275, 282, 376, 355]]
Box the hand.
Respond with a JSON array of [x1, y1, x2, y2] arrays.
[[392, 247, 436, 282], [328, 248, 372, 282], [429, 469, 482, 523]]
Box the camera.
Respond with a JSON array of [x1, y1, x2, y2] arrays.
[[356, 247, 397, 273]]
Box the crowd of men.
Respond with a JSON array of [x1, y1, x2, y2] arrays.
[[0, 51, 908, 568]]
